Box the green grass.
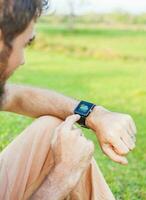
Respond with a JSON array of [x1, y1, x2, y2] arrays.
[[0, 22, 146, 199]]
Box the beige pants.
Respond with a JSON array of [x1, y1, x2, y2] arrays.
[[0, 116, 115, 200]]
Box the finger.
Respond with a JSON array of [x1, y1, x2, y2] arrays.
[[52, 127, 61, 147], [56, 121, 65, 130], [52, 119, 69, 144], [129, 120, 137, 135], [62, 114, 81, 131], [127, 125, 136, 144], [112, 138, 129, 156], [130, 134, 136, 143], [121, 131, 136, 150], [127, 123, 134, 137], [102, 144, 128, 165]]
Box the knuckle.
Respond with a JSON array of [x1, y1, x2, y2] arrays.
[[109, 132, 116, 140], [115, 145, 128, 155], [130, 143, 136, 150], [115, 145, 126, 155], [106, 131, 114, 140], [122, 148, 129, 155], [126, 114, 133, 122]]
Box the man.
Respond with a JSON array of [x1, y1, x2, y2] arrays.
[[0, 0, 137, 199]]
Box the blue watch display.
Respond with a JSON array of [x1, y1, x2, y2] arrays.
[[74, 101, 96, 128]]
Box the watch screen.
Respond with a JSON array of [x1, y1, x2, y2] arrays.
[[79, 104, 89, 113], [74, 101, 95, 117]]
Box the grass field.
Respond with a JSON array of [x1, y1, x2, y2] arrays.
[[0, 21, 146, 199]]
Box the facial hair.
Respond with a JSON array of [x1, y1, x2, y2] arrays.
[[0, 46, 10, 107], [0, 80, 5, 97]]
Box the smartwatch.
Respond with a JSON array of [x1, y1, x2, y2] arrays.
[[74, 101, 96, 129]]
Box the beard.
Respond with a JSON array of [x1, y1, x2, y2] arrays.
[[0, 46, 11, 107], [0, 81, 5, 97], [0, 79, 5, 109]]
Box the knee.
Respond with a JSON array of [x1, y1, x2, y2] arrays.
[[28, 116, 64, 142], [35, 115, 63, 130]]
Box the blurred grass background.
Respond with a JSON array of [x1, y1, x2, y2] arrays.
[[0, 14, 146, 199]]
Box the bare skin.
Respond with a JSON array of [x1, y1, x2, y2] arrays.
[[0, 19, 137, 198], [0, 20, 137, 165], [30, 115, 94, 200], [2, 84, 136, 165]]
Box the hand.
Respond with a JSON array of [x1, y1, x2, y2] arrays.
[[86, 106, 137, 165], [51, 114, 94, 185], [31, 115, 94, 200]]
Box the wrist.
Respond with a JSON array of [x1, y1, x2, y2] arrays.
[[85, 106, 109, 130]]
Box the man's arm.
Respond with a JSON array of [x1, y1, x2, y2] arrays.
[[31, 115, 94, 200], [1, 83, 79, 120], [1, 83, 137, 165]]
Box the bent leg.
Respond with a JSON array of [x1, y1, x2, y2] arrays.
[[67, 158, 115, 200], [0, 115, 115, 200], [0, 116, 63, 200]]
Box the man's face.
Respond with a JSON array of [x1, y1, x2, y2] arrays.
[[0, 21, 36, 81]]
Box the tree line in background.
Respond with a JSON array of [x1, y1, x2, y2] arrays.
[[50, 0, 146, 28], [41, 12, 146, 31]]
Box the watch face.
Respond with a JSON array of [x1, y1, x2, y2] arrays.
[[79, 104, 89, 113], [74, 101, 95, 116]]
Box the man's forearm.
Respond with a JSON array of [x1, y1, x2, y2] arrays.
[[1, 84, 79, 119]]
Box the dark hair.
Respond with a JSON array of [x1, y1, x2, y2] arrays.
[[0, 0, 49, 47], [0, 0, 49, 101]]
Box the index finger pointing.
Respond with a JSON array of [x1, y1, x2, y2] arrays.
[[63, 114, 81, 131]]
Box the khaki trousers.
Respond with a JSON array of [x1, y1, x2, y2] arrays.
[[0, 116, 115, 200]]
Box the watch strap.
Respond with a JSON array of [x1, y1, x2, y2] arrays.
[[78, 116, 89, 129]]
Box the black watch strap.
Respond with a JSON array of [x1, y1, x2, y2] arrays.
[[78, 116, 89, 129]]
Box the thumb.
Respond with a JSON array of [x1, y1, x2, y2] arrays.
[[102, 144, 128, 165]]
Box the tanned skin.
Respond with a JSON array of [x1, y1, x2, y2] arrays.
[[0, 17, 137, 199], [0, 21, 137, 165]]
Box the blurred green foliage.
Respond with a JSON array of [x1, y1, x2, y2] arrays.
[[0, 17, 146, 199], [39, 12, 146, 29]]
